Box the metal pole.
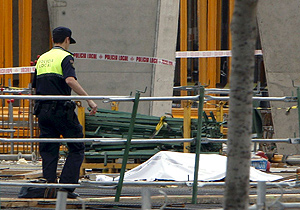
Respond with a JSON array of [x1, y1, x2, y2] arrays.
[[203, 138, 291, 144], [192, 86, 205, 204], [0, 180, 296, 188], [8, 100, 14, 154], [0, 137, 295, 144], [28, 84, 33, 152], [205, 96, 296, 102], [55, 190, 68, 210], [279, 203, 300, 208], [115, 90, 141, 202], [0, 137, 194, 143], [0, 94, 296, 102], [256, 181, 266, 210], [141, 188, 152, 210], [297, 87, 300, 136]]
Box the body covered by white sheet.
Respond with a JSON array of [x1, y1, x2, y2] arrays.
[[96, 151, 282, 182]]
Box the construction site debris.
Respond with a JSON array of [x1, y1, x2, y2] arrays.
[[84, 108, 223, 170], [96, 151, 282, 182]]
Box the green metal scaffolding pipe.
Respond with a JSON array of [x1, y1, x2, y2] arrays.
[[192, 87, 205, 204], [115, 91, 141, 202]]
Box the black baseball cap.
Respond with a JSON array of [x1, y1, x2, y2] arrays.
[[52, 26, 76, 44]]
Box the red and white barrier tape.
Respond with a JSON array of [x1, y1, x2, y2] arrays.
[[73, 52, 175, 66], [175, 50, 262, 58], [0, 66, 35, 75], [0, 50, 263, 74]]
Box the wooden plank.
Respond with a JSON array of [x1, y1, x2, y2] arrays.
[[0, 169, 32, 175], [19, 170, 43, 179], [0, 198, 76, 208], [0, 107, 31, 121], [3, 0, 13, 87], [216, 0, 222, 84], [77, 106, 85, 137], [198, 0, 208, 85], [228, 0, 235, 81], [18, 0, 32, 88], [0, 129, 38, 138], [172, 107, 229, 119], [207, 0, 217, 113], [0, 1, 4, 69], [1, 200, 38, 208], [180, 0, 188, 97]]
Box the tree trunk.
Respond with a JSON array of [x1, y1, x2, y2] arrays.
[[224, 1, 258, 210]]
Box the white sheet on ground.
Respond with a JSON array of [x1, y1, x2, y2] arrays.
[[96, 151, 282, 182]]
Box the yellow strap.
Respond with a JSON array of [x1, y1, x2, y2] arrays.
[[155, 116, 166, 131]]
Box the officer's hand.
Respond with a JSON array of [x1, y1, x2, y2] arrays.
[[87, 100, 97, 115]]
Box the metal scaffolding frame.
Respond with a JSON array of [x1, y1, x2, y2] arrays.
[[0, 90, 299, 208], [0, 88, 39, 155], [0, 94, 296, 102]]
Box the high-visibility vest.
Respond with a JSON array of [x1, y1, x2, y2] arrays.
[[36, 48, 72, 76]]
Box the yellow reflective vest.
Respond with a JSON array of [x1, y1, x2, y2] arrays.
[[36, 48, 73, 76]]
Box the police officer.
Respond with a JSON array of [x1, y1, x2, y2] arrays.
[[32, 26, 97, 198]]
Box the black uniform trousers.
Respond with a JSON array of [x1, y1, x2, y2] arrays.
[[37, 102, 84, 192]]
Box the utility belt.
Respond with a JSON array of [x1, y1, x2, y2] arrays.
[[33, 100, 76, 121]]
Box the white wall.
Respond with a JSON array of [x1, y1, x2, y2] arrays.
[[47, 0, 179, 116], [257, 0, 300, 154]]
